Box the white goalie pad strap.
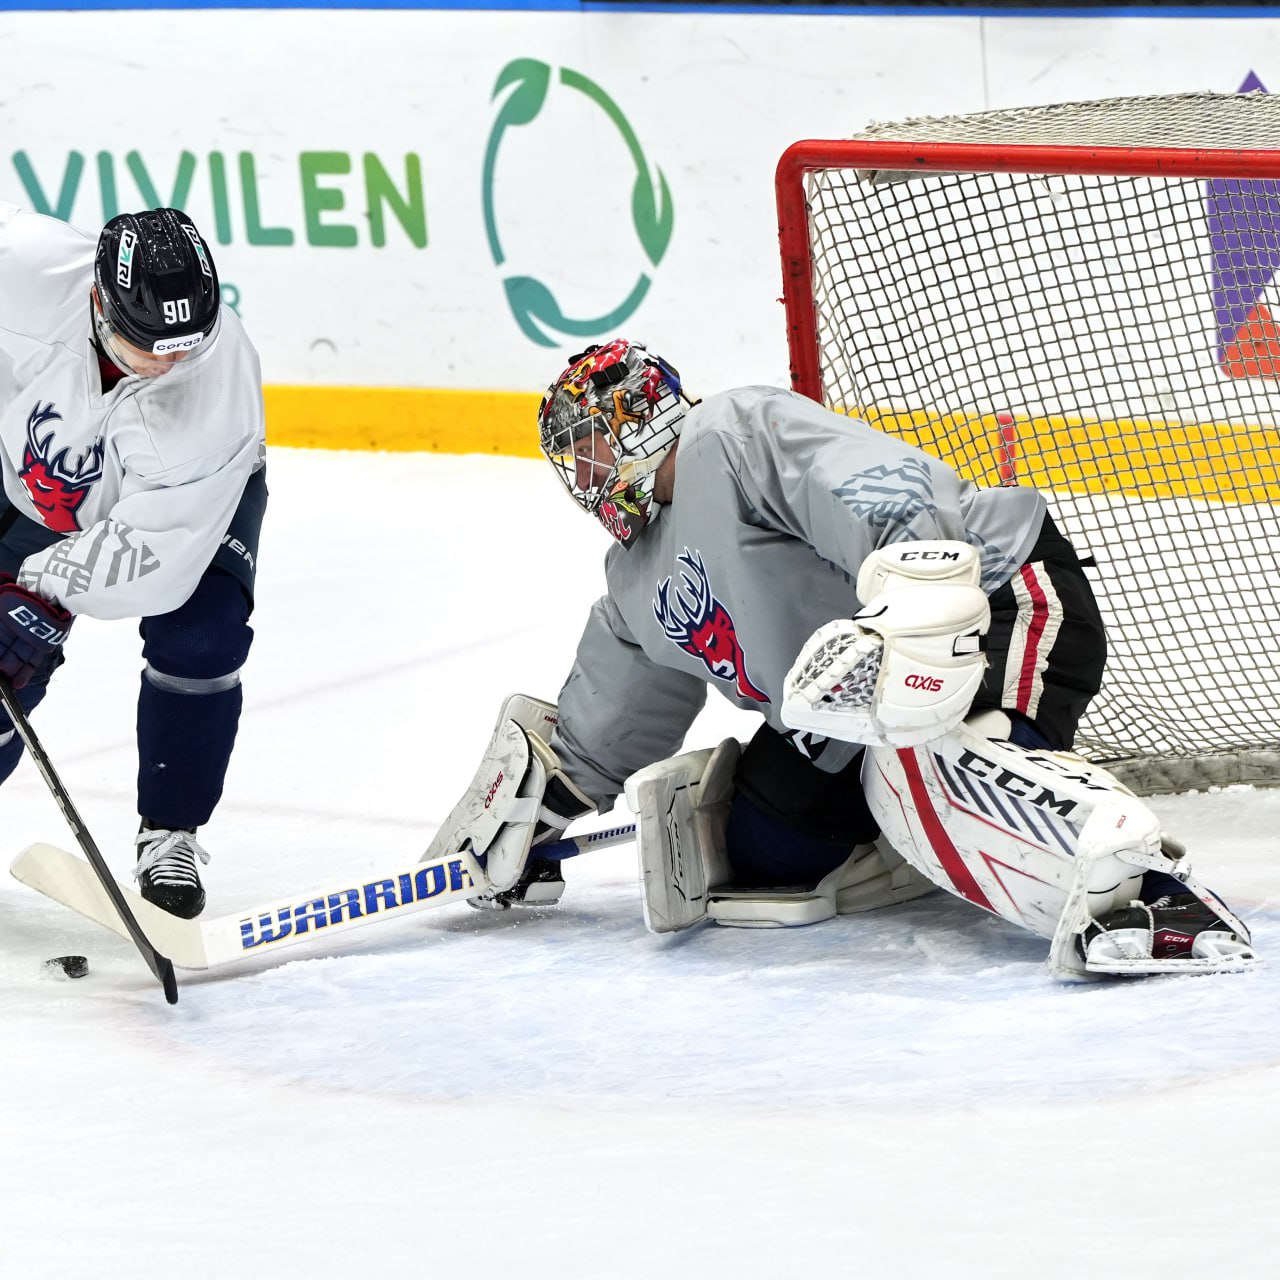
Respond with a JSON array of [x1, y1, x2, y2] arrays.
[[781, 542, 989, 749], [706, 885, 837, 928], [481, 741, 548, 894], [624, 738, 739, 934], [485, 734, 596, 893], [833, 839, 938, 914], [705, 839, 936, 929]]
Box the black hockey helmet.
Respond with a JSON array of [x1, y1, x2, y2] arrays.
[[94, 208, 220, 355]]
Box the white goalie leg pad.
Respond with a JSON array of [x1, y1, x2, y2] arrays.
[[860, 717, 1258, 978], [624, 738, 739, 934], [424, 694, 592, 893], [781, 541, 989, 749], [483, 731, 595, 894]]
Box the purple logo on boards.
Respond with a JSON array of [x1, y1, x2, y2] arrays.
[[1207, 71, 1280, 376]]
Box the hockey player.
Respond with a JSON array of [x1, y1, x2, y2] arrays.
[[429, 339, 1252, 975], [0, 204, 266, 919]]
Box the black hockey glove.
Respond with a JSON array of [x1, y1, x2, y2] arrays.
[[0, 576, 72, 689]]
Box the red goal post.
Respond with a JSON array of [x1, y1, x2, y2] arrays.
[[775, 94, 1280, 791]]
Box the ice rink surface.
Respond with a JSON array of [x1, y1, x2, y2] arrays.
[[3, 449, 1279, 1278]]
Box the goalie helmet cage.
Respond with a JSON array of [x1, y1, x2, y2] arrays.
[[775, 91, 1280, 795]]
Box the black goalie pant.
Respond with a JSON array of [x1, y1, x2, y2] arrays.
[[970, 511, 1107, 752], [726, 512, 1107, 887]]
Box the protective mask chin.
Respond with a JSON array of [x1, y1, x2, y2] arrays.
[[595, 477, 655, 547], [595, 442, 676, 545]]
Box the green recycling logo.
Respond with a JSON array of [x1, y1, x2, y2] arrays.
[[482, 59, 674, 347]]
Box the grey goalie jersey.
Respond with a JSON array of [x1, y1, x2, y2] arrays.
[[0, 203, 264, 621], [552, 385, 1047, 807]]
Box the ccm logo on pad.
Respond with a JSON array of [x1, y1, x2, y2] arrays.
[[905, 673, 944, 692]]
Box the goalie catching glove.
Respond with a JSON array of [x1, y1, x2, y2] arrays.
[[423, 694, 595, 894], [781, 541, 989, 748]]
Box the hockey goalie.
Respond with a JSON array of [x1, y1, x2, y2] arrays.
[[426, 338, 1257, 980]]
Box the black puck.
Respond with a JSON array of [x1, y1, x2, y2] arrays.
[[45, 955, 89, 979]]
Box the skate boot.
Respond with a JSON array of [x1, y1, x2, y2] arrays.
[[1080, 892, 1256, 968], [470, 858, 564, 910], [134, 822, 210, 919]]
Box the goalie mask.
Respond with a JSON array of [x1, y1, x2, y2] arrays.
[[538, 339, 687, 546], [93, 208, 220, 377]]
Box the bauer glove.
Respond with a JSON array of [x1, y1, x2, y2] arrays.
[[0, 576, 72, 689]]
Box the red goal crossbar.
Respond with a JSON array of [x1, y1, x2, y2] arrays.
[[776, 139, 1280, 402]]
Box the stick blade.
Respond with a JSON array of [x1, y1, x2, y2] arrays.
[[11, 843, 209, 971]]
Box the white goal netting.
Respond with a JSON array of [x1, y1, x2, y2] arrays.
[[780, 93, 1280, 791]]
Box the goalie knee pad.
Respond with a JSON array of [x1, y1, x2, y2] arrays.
[[624, 738, 739, 934]]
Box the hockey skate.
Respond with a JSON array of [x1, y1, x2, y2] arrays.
[[1079, 892, 1257, 971], [469, 857, 564, 911], [134, 823, 209, 919]]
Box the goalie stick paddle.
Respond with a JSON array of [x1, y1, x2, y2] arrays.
[[10, 823, 640, 974], [0, 677, 179, 1004]]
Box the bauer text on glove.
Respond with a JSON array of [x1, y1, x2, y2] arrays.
[[0, 577, 73, 690]]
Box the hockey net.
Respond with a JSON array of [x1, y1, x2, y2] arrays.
[[776, 92, 1280, 794]]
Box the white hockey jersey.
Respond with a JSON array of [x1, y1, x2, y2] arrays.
[[0, 203, 265, 620]]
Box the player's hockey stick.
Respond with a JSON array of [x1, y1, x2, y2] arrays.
[[10, 822, 639, 973], [1, 677, 179, 1004]]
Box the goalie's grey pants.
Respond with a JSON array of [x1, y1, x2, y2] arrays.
[[728, 512, 1107, 888], [0, 467, 268, 827]]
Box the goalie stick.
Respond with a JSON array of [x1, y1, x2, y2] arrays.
[[10, 823, 639, 973], [1, 676, 179, 1004]]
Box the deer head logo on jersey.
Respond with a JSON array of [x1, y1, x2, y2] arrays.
[[19, 402, 106, 534], [653, 549, 769, 703]]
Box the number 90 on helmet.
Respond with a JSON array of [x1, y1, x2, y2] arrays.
[[94, 208, 221, 360], [538, 339, 687, 546]]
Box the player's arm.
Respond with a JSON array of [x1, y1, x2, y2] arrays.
[[552, 594, 709, 805], [17, 437, 258, 620]]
